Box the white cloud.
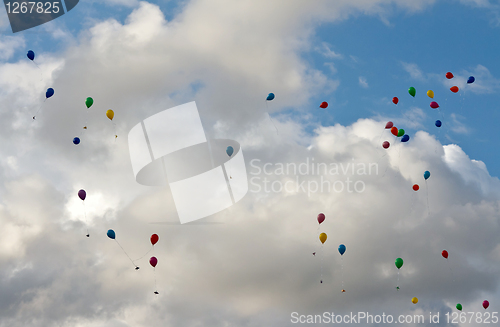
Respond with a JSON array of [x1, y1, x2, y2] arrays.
[[358, 76, 368, 88], [316, 42, 343, 59], [1, 0, 499, 326], [400, 62, 425, 81]]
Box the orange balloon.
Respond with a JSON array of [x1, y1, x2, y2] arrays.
[[391, 127, 398, 136], [450, 86, 459, 93]]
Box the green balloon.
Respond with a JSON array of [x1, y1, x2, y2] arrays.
[[397, 129, 405, 137], [395, 257, 403, 269], [456, 303, 462, 311], [408, 87, 416, 97], [85, 97, 93, 108]]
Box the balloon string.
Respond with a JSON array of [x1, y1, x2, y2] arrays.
[[341, 256, 344, 290], [397, 270, 400, 289], [115, 239, 138, 268], [154, 267, 158, 293], [425, 180, 430, 217], [320, 244, 323, 283], [83, 201, 89, 237], [32, 101, 46, 120], [447, 259, 455, 283], [265, 102, 278, 135], [132, 246, 153, 263]]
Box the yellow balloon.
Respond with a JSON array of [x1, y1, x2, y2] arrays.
[[427, 90, 434, 99], [106, 109, 114, 121], [412, 297, 418, 304], [319, 233, 327, 244]]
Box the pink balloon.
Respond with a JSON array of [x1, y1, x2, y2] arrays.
[[382, 141, 390, 149], [385, 121, 393, 129], [483, 300, 489, 309], [150, 256, 158, 268], [317, 213, 325, 224], [430, 101, 439, 109]]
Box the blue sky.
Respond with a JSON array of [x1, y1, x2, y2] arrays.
[[2, 1, 500, 326], [12, 0, 499, 175]]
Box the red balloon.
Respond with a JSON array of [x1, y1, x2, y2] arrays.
[[317, 213, 325, 224], [430, 101, 439, 109], [151, 234, 159, 246], [391, 127, 398, 136], [413, 184, 419, 191], [446, 72, 454, 79], [150, 256, 158, 268], [450, 86, 459, 93], [442, 250, 448, 259], [385, 121, 393, 129], [392, 97, 399, 105], [382, 141, 390, 149], [319, 102, 328, 109], [483, 300, 489, 309]]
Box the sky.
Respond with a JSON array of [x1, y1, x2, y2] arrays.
[[0, 0, 500, 326]]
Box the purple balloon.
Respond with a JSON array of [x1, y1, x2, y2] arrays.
[[78, 189, 86, 201]]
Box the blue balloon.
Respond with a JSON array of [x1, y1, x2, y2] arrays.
[[226, 146, 234, 157], [266, 93, 275, 101], [424, 171, 430, 180], [107, 229, 116, 239], [467, 76, 475, 84], [27, 50, 35, 61], [401, 134, 410, 142], [46, 88, 54, 98], [435, 120, 442, 127], [338, 244, 346, 255], [73, 137, 80, 145]]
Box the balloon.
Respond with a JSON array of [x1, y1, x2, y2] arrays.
[[382, 141, 390, 149], [78, 189, 86, 201], [397, 129, 405, 137], [401, 135, 410, 142], [392, 97, 398, 105], [412, 297, 418, 304], [483, 300, 489, 309], [446, 72, 454, 79], [319, 233, 327, 244], [319, 102, 328, 109], [317, 213, 325, 224], [85, 97, 93, 108], [408, 87, 416, 97], [385, 121, 393, 129], [338, 244, 346, 255], [226, 146, 234, 157], [266, 93, 275, 101], [150, 256, 158, 268], [442, 250, 448, 259], [27, 50, 35, 61], [450, 86, 459, 93], [395, 258, 403, 269], [456, 303, 462, 311], [427, 90, 434, 98], [46, 88, 54, 98], [413, 184, 419, 191], [467, 76, 475, 84], [424, 171, 430, 180], [73, 137, 80, 145], [107, 229, 115, 239], [106, 110, 114, 120], [151, 234, 159, 246], [391, 127, 398, 136], [430, 101, 439, 109], [435, 120, 442, 127]]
